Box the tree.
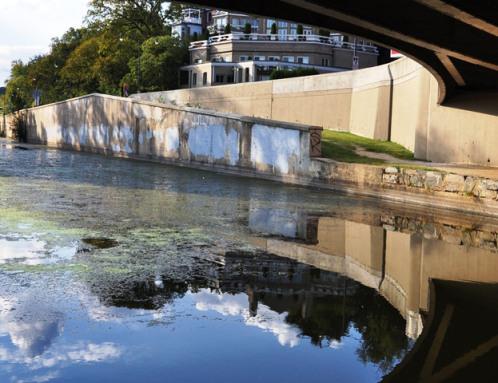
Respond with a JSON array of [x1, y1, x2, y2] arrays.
[[5, 61, 32, 112], [224, 23, 232, 34], [271, 23, 277, 35], [244, 23, 252, 35], [86, 0, 180, 41], [127, 35, 188, 92], [297, 24, 304, 35], [60, 38, 100, 97], [4, 1, 187, 106], [93, 30, 141, 94]]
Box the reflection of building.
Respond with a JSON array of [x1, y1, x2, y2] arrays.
[[179, 10, 379, 88], [84, 246, 409, 352]]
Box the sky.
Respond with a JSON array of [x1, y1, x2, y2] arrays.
[[0, 0, 89, 85]]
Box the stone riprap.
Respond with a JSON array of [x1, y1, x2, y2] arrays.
[[381, 166, 498, 200]]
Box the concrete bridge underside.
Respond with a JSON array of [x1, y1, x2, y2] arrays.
[[184, 0, 498, 103]]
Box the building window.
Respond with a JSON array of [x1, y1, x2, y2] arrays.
[[321, 58, 330, 66], [215, 74, 225, 83], [254, 56, 266, 61], [245, 68, 250, 82], [282, 56, 295, 63], [216, 18, 227, 28], [304, 28, 312, 35], [192, 73, 197, 86], [238, 69, 243, 83], [202, 72, 207, 86], [278, 29, 287, 37], [297, 56, 309, 64], [278, 21, 288, 28], [290, 28, 297, 35], [268, 56, 280, 62], [266, 19, 276, 29]]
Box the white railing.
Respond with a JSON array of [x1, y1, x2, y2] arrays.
[[183, 16, 202, 24], [189, 33, 379, 53]]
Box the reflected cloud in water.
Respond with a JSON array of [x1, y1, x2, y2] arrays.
[[193, 290, 302, 347]]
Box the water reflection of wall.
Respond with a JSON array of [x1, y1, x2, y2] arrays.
[[249, 212, 498, 340]]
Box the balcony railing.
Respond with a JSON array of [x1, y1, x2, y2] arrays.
[[189, 33, 379, 54]]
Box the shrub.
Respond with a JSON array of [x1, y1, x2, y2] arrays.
[[270, 68, 319, 80], [244, 23, 252, 35], [224, 24, 232, 34]]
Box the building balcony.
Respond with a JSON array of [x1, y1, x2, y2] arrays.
[[189, 33, 379, 54]]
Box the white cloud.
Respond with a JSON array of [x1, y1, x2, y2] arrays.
[[0, 0, 89, 84], [0, 342, 122, 371], [193, 289, 302, 347]]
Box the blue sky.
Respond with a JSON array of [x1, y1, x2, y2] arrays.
[[0, 0, 89, 85]]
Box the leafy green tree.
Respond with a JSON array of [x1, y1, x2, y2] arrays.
[[86, 0, 180, 41], [60, 38, 100, 97], [271, 23, 277, 35], [224, 23, 232, 34], [297, 24, 304, 35], [4, 2, 187, 106], [5, 61, 32, 112], [244, 23, 252, 35], [93, 31, 141, 94], [127, 35, 188, 92]]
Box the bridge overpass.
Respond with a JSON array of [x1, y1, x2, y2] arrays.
[[184, 0, 498, 103]]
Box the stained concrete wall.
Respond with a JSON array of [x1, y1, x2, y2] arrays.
[[134, 57, 498, 166], [20, 94, 319, 179], [133, 68, 390, 139]]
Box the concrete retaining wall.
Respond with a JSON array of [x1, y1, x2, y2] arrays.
[[133, 58, 498, 166], [10, 87, 498, 218], [18, 94, 321, 179]]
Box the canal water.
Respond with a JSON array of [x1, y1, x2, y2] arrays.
[[1, 141, 497, 382]]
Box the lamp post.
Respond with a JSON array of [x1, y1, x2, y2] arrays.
[[32, 78, 41, 107], [352, 37, 359, 70], [121, 37, 142, 93]]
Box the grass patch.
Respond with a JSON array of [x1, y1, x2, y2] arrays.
[[321, 130, 415, 164]]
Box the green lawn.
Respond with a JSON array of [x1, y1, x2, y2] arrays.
[[321, 130, 415, 164]]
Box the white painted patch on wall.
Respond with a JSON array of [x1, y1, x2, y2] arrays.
[[79, 124, 88, 145], [165, 127, 180, 153], [93, 124, 108, 147], [188, 124, 239, 165], [111, 125, 134, 154], [251, 124, 300, 174]]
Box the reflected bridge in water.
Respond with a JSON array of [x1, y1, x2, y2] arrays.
[[248, 204, 498, 381]]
